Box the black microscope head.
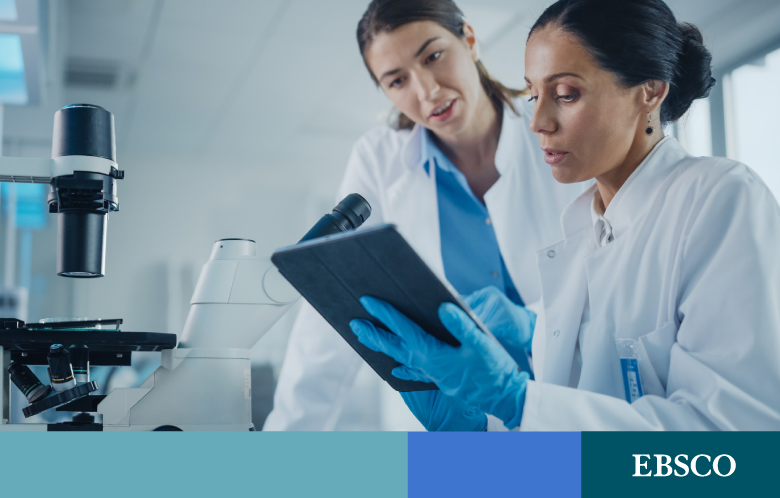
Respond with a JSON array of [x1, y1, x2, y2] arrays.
[[48, 104, 122, 278]]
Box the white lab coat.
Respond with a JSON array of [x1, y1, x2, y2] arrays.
[[522, 137, 780, 431], [264, 99, 584, 430]]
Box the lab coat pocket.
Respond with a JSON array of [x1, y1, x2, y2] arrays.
[[635, 321, 678, 396]]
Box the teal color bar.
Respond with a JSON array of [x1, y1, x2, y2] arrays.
[[0, 432, 408, 497]]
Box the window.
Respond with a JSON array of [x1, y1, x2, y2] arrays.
[[0, 33, 27, 104], [0, 0, 17, 21], [675, 97, 712, 157], [725, 46, 780, 202]]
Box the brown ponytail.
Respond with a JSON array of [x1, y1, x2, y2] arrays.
[[358, 0, 528, 130]]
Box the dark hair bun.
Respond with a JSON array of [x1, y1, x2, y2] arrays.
[[663, 23, 716, 122], [530, 0, 717, 125]]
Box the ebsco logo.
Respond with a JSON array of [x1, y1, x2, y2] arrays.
[[632, 454, 736, 477]]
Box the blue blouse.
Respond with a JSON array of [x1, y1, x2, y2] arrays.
[[421, 129, 523, 305]]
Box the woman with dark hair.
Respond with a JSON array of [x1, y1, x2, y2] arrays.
[[351, 0, 780, 430], [264, 0, 584, 431]]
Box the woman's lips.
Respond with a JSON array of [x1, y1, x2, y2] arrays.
[[543, 148, 568, 165], [430, 99, 456, 122]]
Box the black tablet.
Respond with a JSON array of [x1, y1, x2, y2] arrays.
[[271, 224, 493, 392]]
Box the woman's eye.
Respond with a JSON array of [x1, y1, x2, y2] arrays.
[[527, 96, 538, 102], [389, 77, 404, 88], [557, 95, 576, 103], [425, 51, 442, 64]]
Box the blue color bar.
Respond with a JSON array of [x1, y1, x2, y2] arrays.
[[409, 432, 581, 497]]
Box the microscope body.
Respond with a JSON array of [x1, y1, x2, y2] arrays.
[[98, 195, 370, 431], [99, 240, 300, 431]]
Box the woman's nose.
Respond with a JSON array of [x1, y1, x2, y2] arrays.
[[412, 71, 440, 101], [529, 98, 557, 135]]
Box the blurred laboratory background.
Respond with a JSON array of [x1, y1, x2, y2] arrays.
[[1, 0, 779, 429]]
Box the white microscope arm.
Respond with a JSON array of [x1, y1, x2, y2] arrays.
[[98, 238, 300, 430], [0, 155, 118, 183], [177, 239, 300, 350]]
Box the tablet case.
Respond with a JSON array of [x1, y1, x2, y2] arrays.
[[271, 224, 489, 392]]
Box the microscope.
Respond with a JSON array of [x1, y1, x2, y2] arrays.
[[0, 104, 178, 429], [0, 105, 371, 429], [1, 104, 123, 277], [97, 195, 370, 431]]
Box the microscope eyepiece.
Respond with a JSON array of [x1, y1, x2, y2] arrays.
[[298, 194, 372, 243], [333, 193, 371, 230]]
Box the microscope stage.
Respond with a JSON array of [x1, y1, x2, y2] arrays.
[[0, 328, 177, 366]]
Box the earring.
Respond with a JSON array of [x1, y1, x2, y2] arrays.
[[645, 113, 654, 136]]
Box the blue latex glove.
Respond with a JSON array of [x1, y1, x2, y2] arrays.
[[464, 287, 536, 377], [399, 391, 487, 432], [350, 297, 529, 429]]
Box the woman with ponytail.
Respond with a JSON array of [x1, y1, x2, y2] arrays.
[[351, 0, 780, 431], [265, 0, 585, 431]]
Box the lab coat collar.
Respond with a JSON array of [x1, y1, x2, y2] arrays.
[[608, 136, 688, 236], [422, 128, 459, 175], [559, 136, 689, 239], [399, 99, 525, 175], [560, 183, 599, 238], [400, 123, 426, 172]]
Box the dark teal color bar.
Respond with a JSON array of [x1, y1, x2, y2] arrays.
[[0, 432, 408, 497], [582, 432, 779, 497]]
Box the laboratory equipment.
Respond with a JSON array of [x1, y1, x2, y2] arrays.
[[70, 345, 89, 384], [0, 103, 123, 278], [47, 344, 76, 392], [7, 362, 51, 403], [0, 102, 371, 429], [93, 194, 370, 430], [0, 105, 177, 429], [0, 195, 370, 430], [0, 317, 175, 425]]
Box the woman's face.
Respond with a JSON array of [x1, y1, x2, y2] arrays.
[[364, 21, 484, 137], [524, 27, 654, 184]]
